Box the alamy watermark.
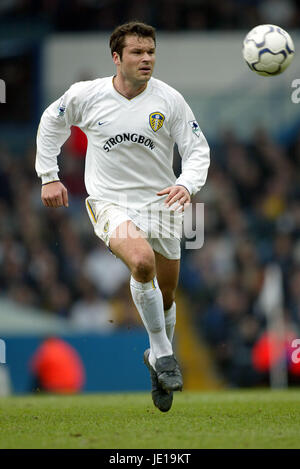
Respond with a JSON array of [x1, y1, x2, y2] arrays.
[[88, 195, 205, 250], [291, 79, 300, 103], [291, 339, 300, 364], [0, 339, 6, 364], [0, 79, 6, 103]]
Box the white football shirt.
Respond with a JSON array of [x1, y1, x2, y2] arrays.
[[36, 76, 210, 210]]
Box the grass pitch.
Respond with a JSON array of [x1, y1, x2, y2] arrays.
[[0, 389, 300, 449]]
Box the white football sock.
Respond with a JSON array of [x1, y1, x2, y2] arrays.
[[164, 302, 176, 343], [130, 275, 173, 368]]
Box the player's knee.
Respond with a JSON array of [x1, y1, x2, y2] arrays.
[[131, 250, 155, 282]]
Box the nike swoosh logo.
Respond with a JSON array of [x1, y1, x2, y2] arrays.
[[98, 121, 107, 126]]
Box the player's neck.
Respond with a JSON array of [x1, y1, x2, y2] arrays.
[[113, 75, 148, 100]]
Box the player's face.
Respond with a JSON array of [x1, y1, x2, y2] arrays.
[[115, 35, 156, 87]]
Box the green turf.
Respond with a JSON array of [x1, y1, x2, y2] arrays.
[[0, 389, 300, 448]]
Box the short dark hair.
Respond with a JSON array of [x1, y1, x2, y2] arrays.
[[109, 21, 156, 58]]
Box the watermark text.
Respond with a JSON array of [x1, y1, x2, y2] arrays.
[[0, 79, 6, 103], [291, 79, 300, 103], [0, 339, 6, 364], [88, 196, 205, 250], [291, 338, 300, 364]]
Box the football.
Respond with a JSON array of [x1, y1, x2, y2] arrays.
[[243, 24, 295, 76]]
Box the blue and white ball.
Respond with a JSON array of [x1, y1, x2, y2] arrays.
[[243, 24, 295, 76]]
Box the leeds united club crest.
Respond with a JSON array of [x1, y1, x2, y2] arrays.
[[149, 112, 165, 132]]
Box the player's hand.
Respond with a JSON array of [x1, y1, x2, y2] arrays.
[[157, 185, 191, 212], [41, 181, 69, 208]]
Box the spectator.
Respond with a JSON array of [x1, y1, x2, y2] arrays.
[[30, 337, 85, 393]]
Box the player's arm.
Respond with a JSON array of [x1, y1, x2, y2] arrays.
[[41, 181, 68, 208], [36, 83, 84, 208], [169, 94, 210, 200]]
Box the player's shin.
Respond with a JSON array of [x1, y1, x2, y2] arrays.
[[164, 302, 176, 343], [130, 275, 173, 368]]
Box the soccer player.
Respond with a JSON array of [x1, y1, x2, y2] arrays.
[[36, 21, 210, 412]]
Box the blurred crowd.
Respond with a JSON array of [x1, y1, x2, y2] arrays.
[[1, 0, 300, 393], [180, 127, 300, 386], [1, 125, 300, 387], [0, 136, 137, 332], [1, 0, 300, 31]]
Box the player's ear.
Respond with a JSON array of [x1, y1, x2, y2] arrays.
[[112, 51, 121, 66]]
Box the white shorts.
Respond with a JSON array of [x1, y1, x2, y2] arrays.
[[85, 197, 182, 260]]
